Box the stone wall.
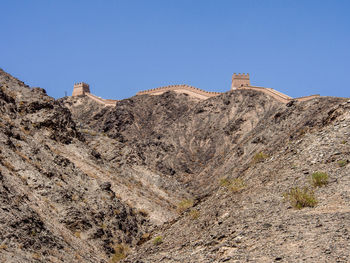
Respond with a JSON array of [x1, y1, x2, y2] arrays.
[[72, 79, 320, 107], [237, 86, 320, 103], [85, 93, 118, 107], [137, 85, 222, 100]]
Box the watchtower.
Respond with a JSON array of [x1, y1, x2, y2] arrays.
[[231, 73, 250, 90], [72, 82, 90, 96]]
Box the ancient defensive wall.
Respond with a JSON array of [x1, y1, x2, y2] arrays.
[[72, 82, 118, 107], [72, 73, 320, 106], [136, 84, 222, 100]]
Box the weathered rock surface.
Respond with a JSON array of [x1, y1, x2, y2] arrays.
[[1, 68, 350, 262], [0, 69, 150, 263]]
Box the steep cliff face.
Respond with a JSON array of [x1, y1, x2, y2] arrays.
[[1, 68, 350, 262]]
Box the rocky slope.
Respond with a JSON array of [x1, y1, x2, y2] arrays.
[[0, 69, 150, 263], [1, 68, 350, 262]]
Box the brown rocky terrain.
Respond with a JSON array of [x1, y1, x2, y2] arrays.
[[1, 68, 350, 262]]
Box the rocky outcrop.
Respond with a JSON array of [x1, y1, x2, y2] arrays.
[[0, 69, 150, 263]]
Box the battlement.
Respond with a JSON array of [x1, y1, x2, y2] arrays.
[[137, 84, 222, 99], [231, 73, 250, 90], [72, 82, 90, 96], [233, 73, 250, 79]]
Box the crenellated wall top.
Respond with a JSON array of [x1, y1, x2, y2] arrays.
[[74, 82, 90, 87], [232, 73, 250, 79], [136, 84, 222, 97]]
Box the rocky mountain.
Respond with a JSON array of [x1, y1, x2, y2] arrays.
[[1, 68, 350, 262]]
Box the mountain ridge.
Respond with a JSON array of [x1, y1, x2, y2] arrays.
[[0, 68, 349, 262]]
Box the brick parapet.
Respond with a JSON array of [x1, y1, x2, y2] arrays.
[[136, 84, 222, 99]]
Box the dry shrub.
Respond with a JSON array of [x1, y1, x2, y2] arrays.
[[283, 187, 317, 209], [176, 199, 194, 214], [110, 243, 129, 262], [252, 152, 268, 164], [220, 178, 246, 193], [310, 172, 328, 187], [189, 209, 200, 220]]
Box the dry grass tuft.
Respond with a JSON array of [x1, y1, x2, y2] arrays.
[[283, 187, 317, 209], [110, 243, 129, 262], [252, 152, 268, 164], [220, 178, 246, 193], [176, 199, 194, 214], [310, 172, 328, 187]]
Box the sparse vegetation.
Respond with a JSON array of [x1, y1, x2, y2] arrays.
[[283, 187, 317, 209], [337, 160, 348, 167], [189, 209, 200, 220], [110, 243, 129, 262], [153, 236, 163, 246], [310, 172, 328, 187], [176, 199, 194, 214], [252, 151, 268, 164], [220, 177, 246, 192]]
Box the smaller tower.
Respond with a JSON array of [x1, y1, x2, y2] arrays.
[[231, 73, 250, 90], [72, 82, 90, 96]]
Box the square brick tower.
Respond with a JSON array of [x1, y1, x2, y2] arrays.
[[72, 82, 90, 96], [231, 73, 250, 90]]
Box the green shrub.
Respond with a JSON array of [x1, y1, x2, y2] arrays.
[[176, 199, 194, 214], [110, 243, 129, 262], [283, 187, 317, 209], [153, 236, 163, 246], [252, 152, 268, 164], [337, 160, 348, 167], [220, 178, 246, 193], [310, 172, 328, 187]]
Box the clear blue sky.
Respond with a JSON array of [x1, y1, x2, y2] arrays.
[[1, 0, 349, 99]]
